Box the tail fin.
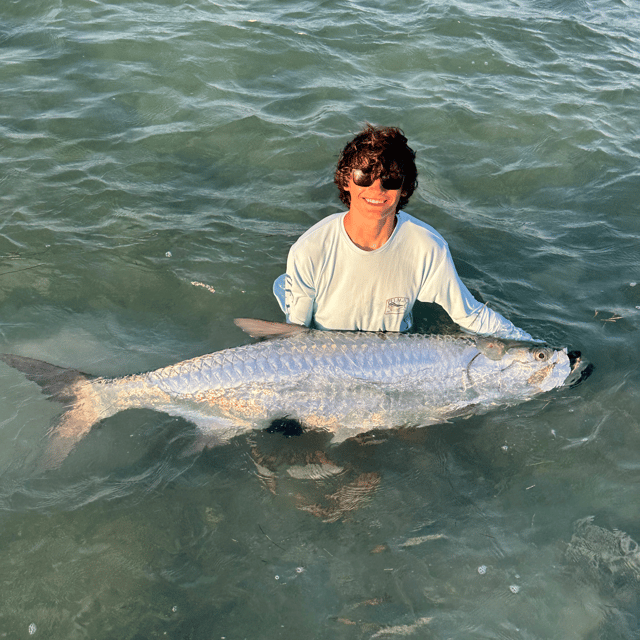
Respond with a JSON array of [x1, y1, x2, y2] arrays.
[[1, 354, 102, 468], [0, 353, 91, 401]]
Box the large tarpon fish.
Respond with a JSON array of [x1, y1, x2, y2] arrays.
[[1, 319, 589, 467]]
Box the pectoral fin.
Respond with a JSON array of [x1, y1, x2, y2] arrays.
[[474, 337, 507, 361]]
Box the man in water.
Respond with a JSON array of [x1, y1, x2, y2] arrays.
[[274, 124, 534, 341]]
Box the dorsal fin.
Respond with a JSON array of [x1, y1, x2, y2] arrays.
[[233, 318, 310, 340]]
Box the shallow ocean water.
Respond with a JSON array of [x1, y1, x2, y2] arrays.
[[1, 0, 640, 638]]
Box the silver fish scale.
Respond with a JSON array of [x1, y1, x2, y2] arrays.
[[135, 332, 477, 397]]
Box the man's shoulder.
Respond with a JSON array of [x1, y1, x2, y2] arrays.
[[396, 211, 449, 249], [290, 212, 345, 253]]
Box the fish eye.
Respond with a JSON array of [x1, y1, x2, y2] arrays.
[[532, 349, 548, 361]]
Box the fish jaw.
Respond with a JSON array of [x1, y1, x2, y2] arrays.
[[528, 348, 572, 392]]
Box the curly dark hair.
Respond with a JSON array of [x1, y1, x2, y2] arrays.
[[334, 124, 418, 212]]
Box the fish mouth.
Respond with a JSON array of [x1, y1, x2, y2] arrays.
[[565, 350, 594, 388]]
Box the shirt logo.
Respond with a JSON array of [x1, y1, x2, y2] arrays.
[[385, 297, 409, 315]]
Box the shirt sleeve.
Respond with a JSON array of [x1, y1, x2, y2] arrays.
[[284, 245, 316, 327], [423, 248, 535, 341]]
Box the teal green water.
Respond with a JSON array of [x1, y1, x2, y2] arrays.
[[1, 0, 640, 637]]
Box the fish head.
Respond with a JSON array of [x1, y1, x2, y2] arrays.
[[503, 344, 575, 393], [472, 341, 574, 396]]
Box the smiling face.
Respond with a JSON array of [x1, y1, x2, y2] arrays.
[[346, 171, 403, 222], [334, 125, 418, 212]]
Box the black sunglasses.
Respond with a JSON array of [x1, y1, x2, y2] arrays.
[[351, 168, 404, 191]]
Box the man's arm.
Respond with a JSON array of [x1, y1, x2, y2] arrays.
[[283, 250, 316, 327], [426, 250, 536, 341]]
